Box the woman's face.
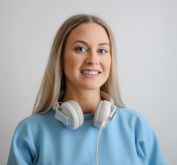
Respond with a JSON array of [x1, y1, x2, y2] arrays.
[[63, 23, 111, 92]]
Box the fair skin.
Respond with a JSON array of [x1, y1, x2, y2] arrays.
[[63, 23, 111, 113]]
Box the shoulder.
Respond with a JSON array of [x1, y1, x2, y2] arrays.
[[115, 107, 166, 163], [14, 109, 56, 135], [117, 107, 148, 123], [116, 107, 154, 135], [11, 109, 57, 151], [117, 107, 145, 119]]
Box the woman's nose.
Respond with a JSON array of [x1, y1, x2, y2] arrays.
[[84, 51, 99, 65]]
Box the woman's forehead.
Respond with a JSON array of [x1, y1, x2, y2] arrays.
[[66, 23, 110, 46]]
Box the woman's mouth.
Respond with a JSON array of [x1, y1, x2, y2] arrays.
[[80, 70, 101, 77], [81, 70, 100, 75]]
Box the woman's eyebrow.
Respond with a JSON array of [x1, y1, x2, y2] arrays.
[[72, 40, 88, 45], [72, 40, 109, 46], [98, 43, 110, 46]]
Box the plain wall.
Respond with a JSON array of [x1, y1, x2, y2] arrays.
[[0, 0, 177, 164]]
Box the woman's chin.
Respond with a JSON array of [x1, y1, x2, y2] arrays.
[[80, 84, 102, 91]]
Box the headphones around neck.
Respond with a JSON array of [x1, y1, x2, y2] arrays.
[[53, 91, 117, 129]]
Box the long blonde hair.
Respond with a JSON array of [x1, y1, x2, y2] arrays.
[[33, 14, 125, 114]]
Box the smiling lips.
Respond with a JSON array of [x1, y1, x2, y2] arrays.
[[80, 70, 101, 76]]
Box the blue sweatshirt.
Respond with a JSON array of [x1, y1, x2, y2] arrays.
[[7, 108, 166, 165]]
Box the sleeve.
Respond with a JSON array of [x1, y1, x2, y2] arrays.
[[7, 121, 37, 165], [135, 114, 167, 165]]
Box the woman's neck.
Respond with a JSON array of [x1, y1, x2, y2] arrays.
[[63, 89, 101, 114]]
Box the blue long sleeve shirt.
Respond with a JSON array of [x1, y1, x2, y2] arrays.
[[8, 108, 166, 165]]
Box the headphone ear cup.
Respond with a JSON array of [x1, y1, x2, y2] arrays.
[[61, 101, 84, 129], [93, 100, 112, 128]]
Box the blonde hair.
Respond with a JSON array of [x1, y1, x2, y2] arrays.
[[33, 14, 125, 114]]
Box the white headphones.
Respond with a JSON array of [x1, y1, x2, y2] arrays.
[[53, 91, 117, 129]]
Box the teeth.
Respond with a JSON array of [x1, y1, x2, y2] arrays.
[[82, 70, 99, 75]]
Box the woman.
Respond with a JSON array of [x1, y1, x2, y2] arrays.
[[8, 14, 166, 165]]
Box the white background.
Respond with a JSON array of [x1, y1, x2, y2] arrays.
[[0, 0, 177, 164]]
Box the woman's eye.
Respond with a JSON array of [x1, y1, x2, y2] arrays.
[[98, 48, 108, 55], [74, 47, 87, 54]]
